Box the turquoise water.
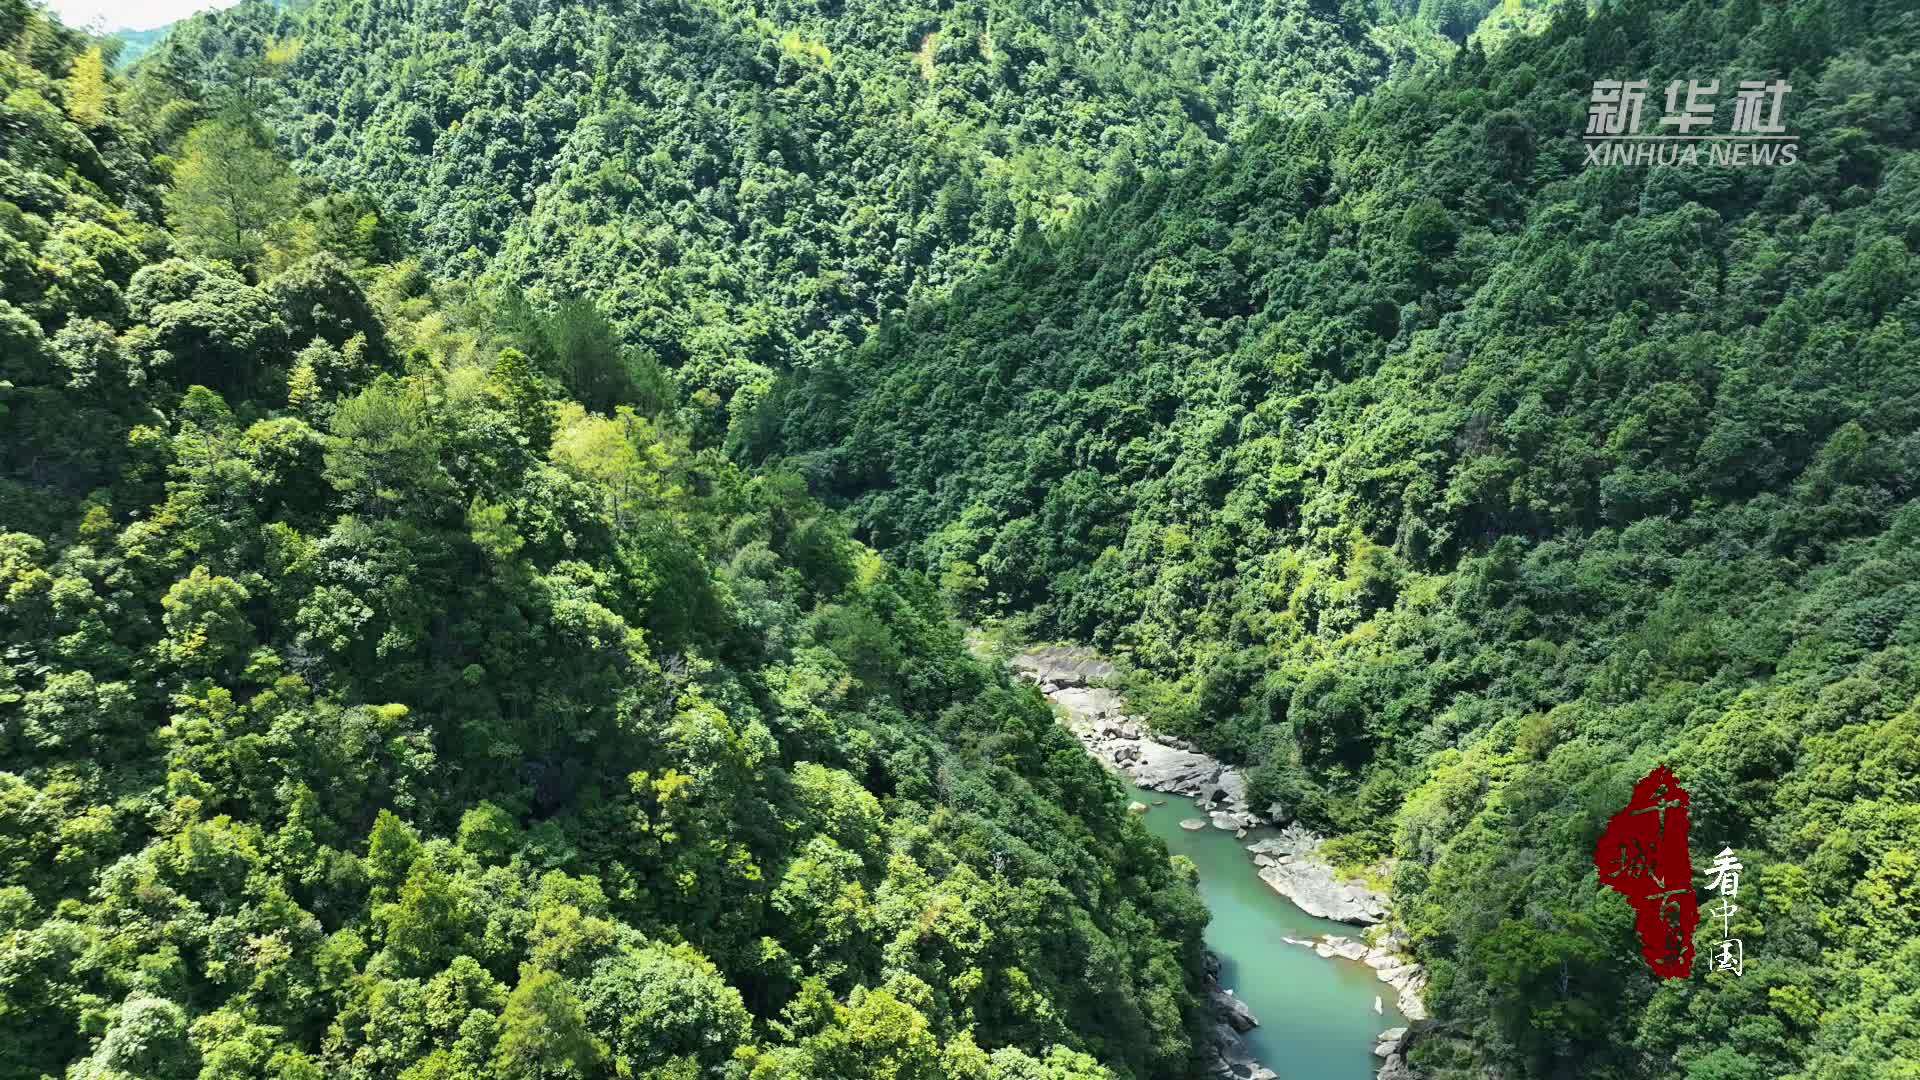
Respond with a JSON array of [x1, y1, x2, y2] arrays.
[[1121, 782, 1405, 1080]]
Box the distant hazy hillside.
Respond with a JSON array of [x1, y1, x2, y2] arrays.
[[111, 23, 169, 66]]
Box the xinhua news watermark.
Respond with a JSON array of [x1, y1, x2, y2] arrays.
[[1585, 77, 1797, 167]]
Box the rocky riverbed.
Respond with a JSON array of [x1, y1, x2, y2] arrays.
[[1005, 644, 1429, 1080], [1279, 928, 1429, 1024]]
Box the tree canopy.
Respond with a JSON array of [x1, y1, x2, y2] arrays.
[[756, 1, 1920, 1077], [0, 7, 1219, 1077], [8, 0, 1919, 1078]]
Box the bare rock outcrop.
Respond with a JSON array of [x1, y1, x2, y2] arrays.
[[1127, 740, 1225, 795], [1198, 950, 1276, 1080], [1212, 987, 1260, 1034], [1246, 827, 1390, 925], [1298, 929, 1431, 1028], [1011, 645, 1116, 688], [1375, 1020, 1435, 1080]]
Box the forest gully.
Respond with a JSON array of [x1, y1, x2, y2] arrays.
[[5, 0, 1916, 1078], [998, 645, 1423, 1080]]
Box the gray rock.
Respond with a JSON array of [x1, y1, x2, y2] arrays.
[[1375, 1023, 1421, 1079], [1325, 936, 1370, 962], [1245, 829, 1389, 925], [1377, 1052, 1417, 1080], [1053, 685, 1124, 722], [1128, 801, 1150, 814], [1377, 963, 1417, 985], [1011, 646, 1115, 688], [1223, 1057, 1279, 1080], [1260, 860, 1388, 925], [1247, 824, 1321, 859], [1210, 770, 1252, 813], [1181, 818, 1208, 831], [1396, 977, 1429, 1021], [1211, 1022, 1280, 1080], [1211, 987, 1260, 1033], [1128, 740, 1222, 796]]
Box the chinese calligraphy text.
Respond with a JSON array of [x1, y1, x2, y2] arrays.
[[1704, 847, 1745, 976], [1595, 766, 1698, 979]]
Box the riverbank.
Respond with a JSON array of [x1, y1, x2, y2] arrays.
[[1005, 644, 1429, 1080]]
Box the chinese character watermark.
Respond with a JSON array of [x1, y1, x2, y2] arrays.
[[1587, 79, 1649, 135], [1584, 75, 1797, 167], [1595, 766, 1697, 979], [1597, 771, 1759, 983], [1659, 79, 1717, 133], [1732, 81, 1791, 133], [1704, 847, 1745, 976]]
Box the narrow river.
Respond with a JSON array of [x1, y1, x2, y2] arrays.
[[1120, 780, 1407, 1080]]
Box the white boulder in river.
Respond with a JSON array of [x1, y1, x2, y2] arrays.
[[1247, 828, 1391, 925], [1126, 740, 1224, 795]]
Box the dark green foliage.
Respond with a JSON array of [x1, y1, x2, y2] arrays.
[[754, 1, 1920, 1077], [148, 0, 1467, 437], [270, 251, 390, 357], [16, 0, 1920, 1076], [0, 10, 1219, 1080], [499, 292, 674, 418]]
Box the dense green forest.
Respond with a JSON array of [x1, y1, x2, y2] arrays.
[[759, 1, 1920, 1078], [9, 0, 1920, 1077], [139, 0, 1494, 443], [0, 4, 1227, 1077]]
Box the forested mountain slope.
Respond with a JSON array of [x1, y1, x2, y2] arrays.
[[0, 5, 1219, 1078], [146, 0, 1475, 440], [761, 1, 1920, 1077]]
